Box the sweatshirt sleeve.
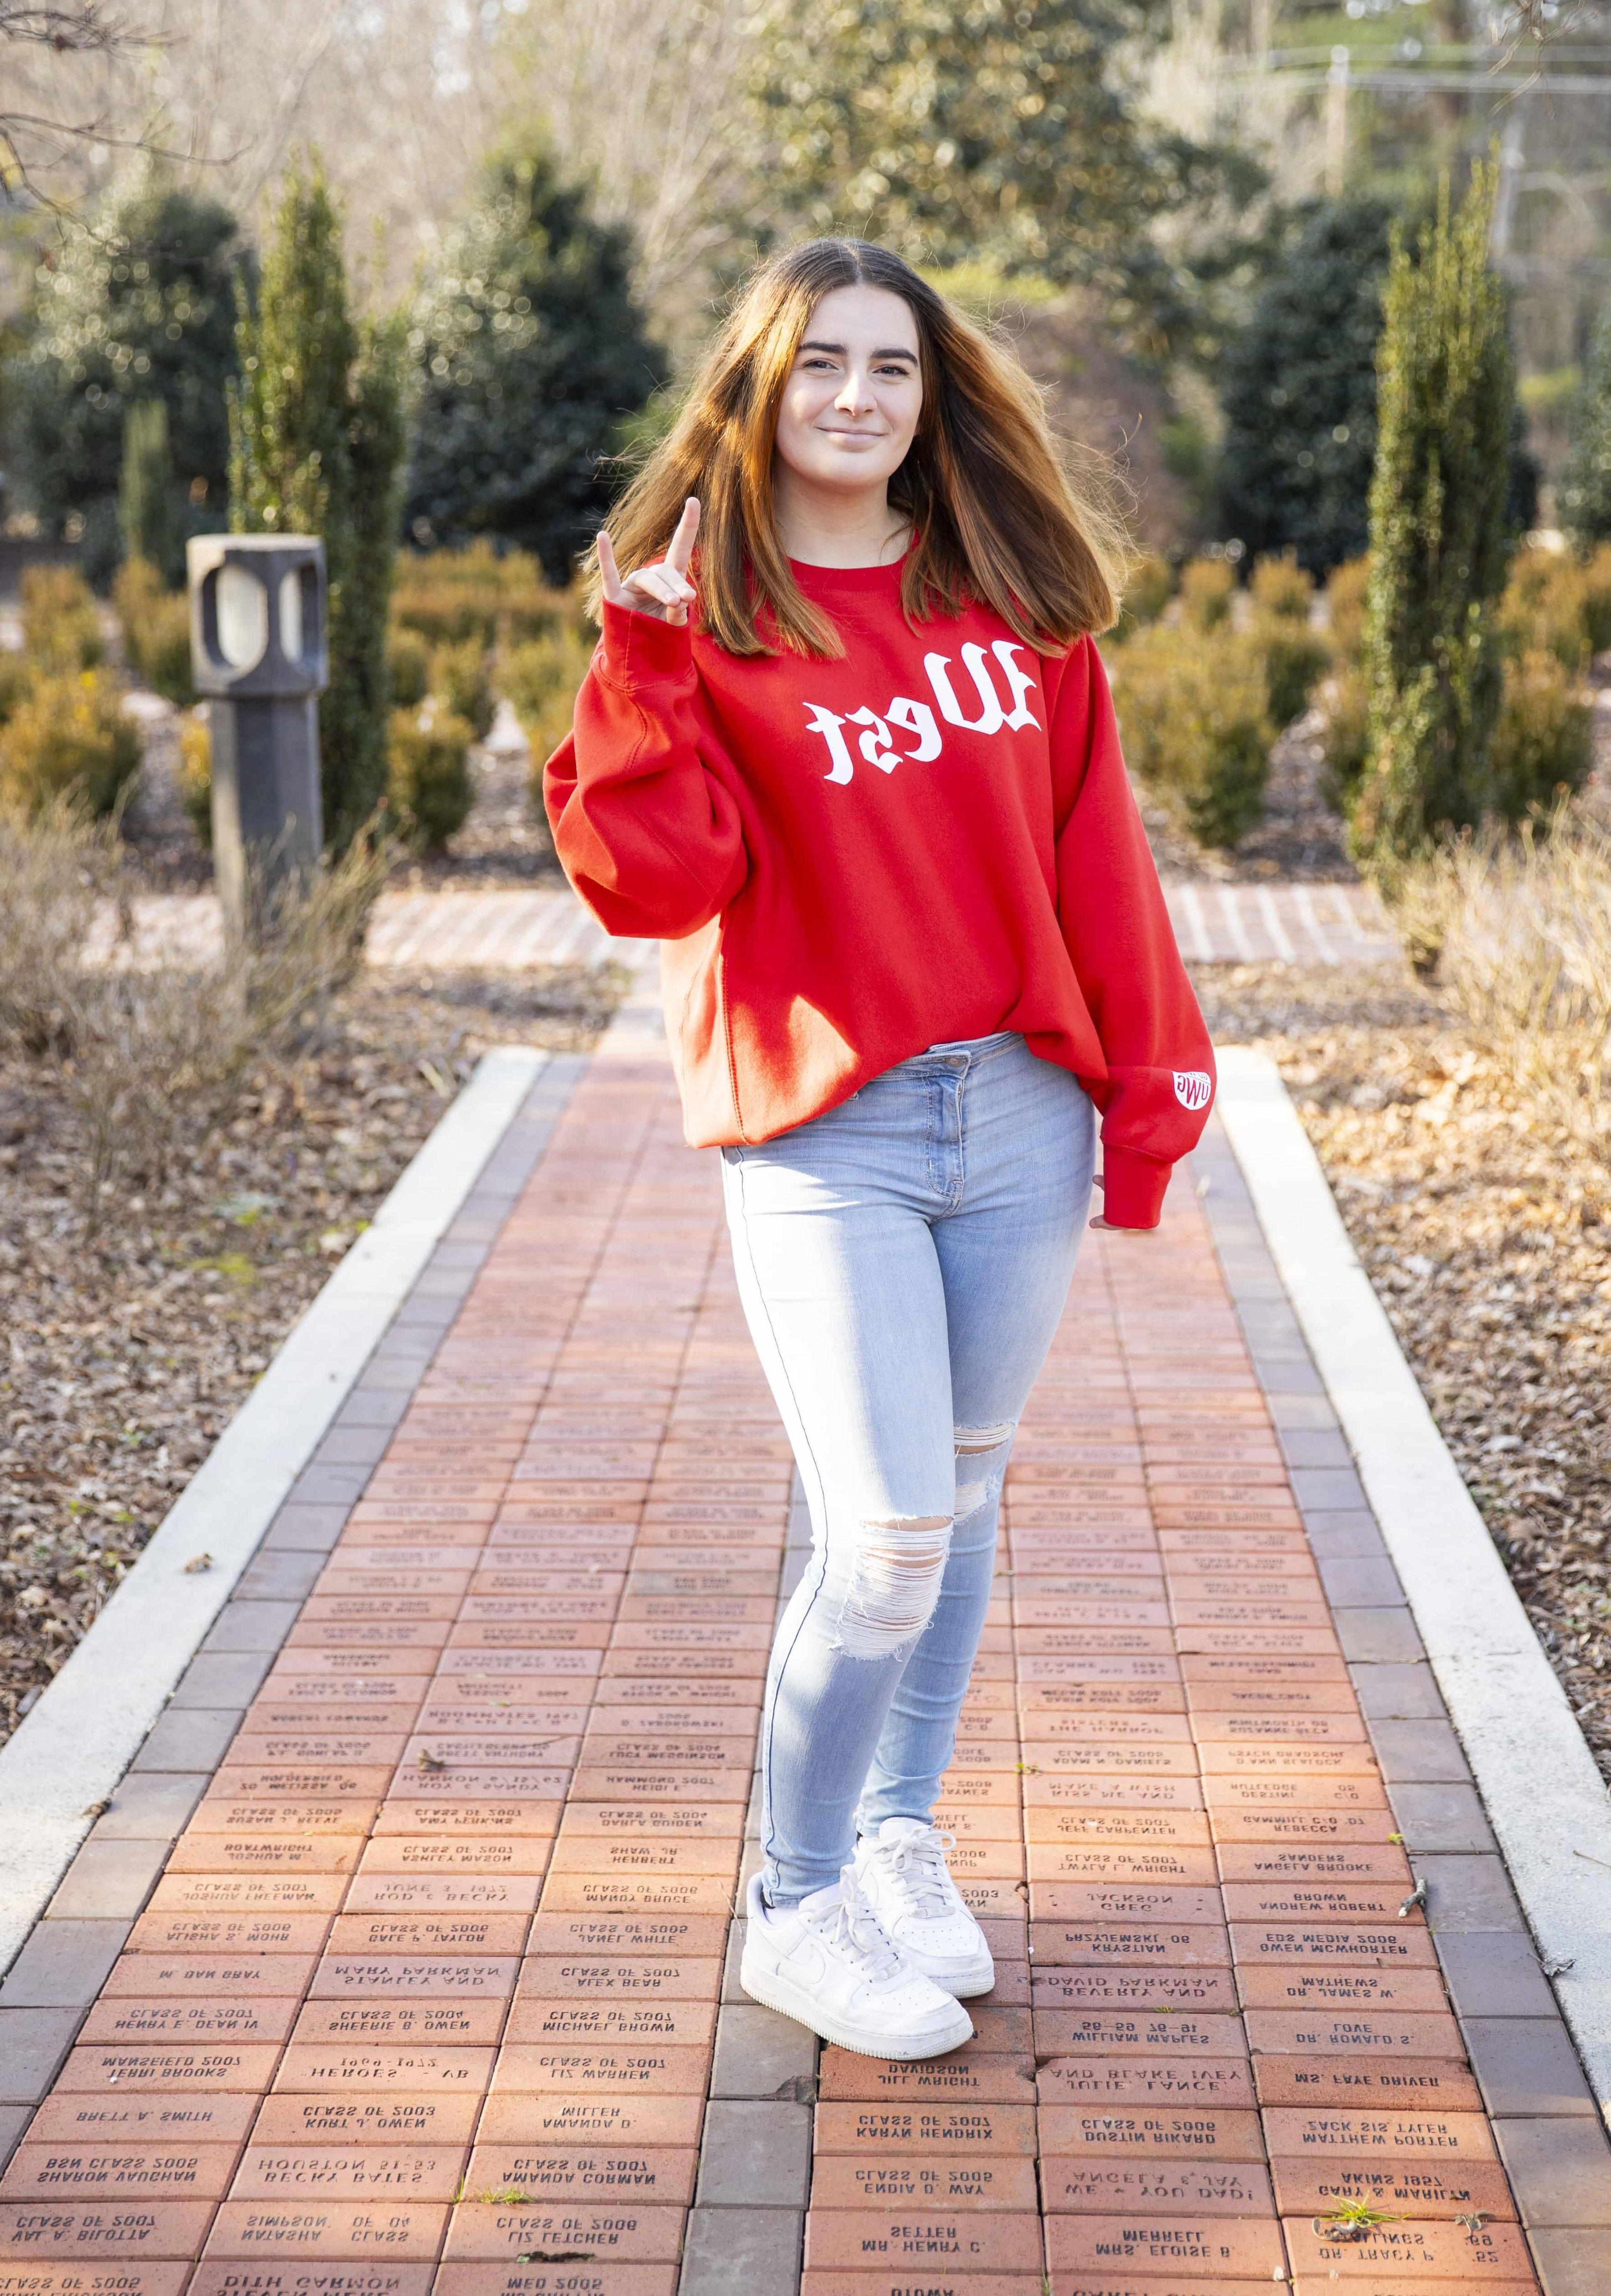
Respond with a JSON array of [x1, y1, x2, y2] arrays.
[[1051, 636, 1216, 1230], [543, 602, 748, 940]]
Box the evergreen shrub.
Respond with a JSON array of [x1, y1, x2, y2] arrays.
[[432, 638, 496, 742], [387, 628, 432, 710], [7, 173, 244, 580], [392, 543, 559, 649], [1326, 555, 1370, 665], [22, 566, 104, 675], [1559, 306, 1611, 552], [230, 158, 407, 853], [1487, 651, 1594, 821], [387, 706, 476, 851], [406, 151, 665, 586], [0, 671, 142, 815], [1218, 199, 1395, 576], [178, 711, 213, 843], [1353, 169, 1514, 870], [114, 558, 193, 704], [119, 399, 183, 586], [1246, 552, 1328, 726], [1178, 557, 1235, 632], [1108, 624, 1273, 849], [502, 616, 597, 796]]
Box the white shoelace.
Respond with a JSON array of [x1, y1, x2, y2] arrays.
[[804, 1867, 904, 1980], [874, 1826, 959, 1918]]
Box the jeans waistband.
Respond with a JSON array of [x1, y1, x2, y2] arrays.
[[902, 1029, 1022, 1071]]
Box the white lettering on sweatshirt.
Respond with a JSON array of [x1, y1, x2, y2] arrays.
[[801, 646, 1040, 785]]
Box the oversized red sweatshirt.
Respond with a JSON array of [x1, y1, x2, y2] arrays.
[[545, 557, 1214, 1228]]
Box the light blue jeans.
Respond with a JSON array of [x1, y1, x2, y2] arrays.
[[721, 1030, 1095, 1906]]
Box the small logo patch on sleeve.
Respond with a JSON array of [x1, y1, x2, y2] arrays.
[[1173, 1070, 1213, 1111]]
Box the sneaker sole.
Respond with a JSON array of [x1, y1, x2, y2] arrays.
[[921, 1955, 996, 2000], [739, 1958, 974, 2060]]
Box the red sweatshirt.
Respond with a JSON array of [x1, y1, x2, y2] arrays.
[[545, 557, 1214, 1228]]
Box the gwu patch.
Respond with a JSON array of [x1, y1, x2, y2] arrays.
[[1173, 1071, 1213, 1111]]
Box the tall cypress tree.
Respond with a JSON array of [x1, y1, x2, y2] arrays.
[[1352, 166, 1515, 871], [1559, 304, 1611, 553], [229, 159, 406, 851]]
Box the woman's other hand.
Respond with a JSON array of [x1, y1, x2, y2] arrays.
[[597, 497, 700, 625]]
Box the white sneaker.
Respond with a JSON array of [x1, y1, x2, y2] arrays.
[[853, 1818, 996, 1998], [739, 1868, 974, 2060]]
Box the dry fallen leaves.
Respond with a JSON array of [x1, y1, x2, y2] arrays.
[[1196, 959, 1611, 1780], [0, 959, 623, 1743]]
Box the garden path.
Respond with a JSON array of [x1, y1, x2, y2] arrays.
[[3, 981, 1607, 2296], [90, 878, 1397, 972]]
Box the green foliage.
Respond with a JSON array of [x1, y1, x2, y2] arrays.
[[118, 399, 183, 586], [6, 171, 244, 579], [1487, 651, 1594, 822], [231, 158, 408, 853], [1112, 552, 1173, 639], [22, 565, 104, 674], [392, 543, 560, 647], [0, 651, 30, 726], [1218, 199, 1394, 578], [1246, 553, 1328, 726], [1559, 304, 1611, 552], [1178, 556, 1235, 631], [405, 150, 666, 586], [1499, 547, 1594, 672], [1326, 554, 1370, 666], [1108, 623, 1273, 849], [432, 637, 495, 741], [387, 626, 432, 709], [178, 711, 213, 844], [500, 609, 597, 803], [1353, 169, 1515, 872], [114, 557, 193, 705], [1583, 545, 1611, 654], [387, 706, 475, 851], [1319, 664, 1370, 814], [747, 0, 1252, 345], [0, 670, 142, 816]]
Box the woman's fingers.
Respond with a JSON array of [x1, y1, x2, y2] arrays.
[[598, 507, 699, 623], [665, 496, 701, 579], [596, 530, 625, 606]]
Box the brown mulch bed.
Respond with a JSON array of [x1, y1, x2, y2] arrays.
[[0, 961, 622, 1743], [1194, 961, 1611, 1778]]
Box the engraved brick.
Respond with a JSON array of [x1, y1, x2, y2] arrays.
[[811, 2104, 1037, 2154], [1271, 2157, 1517, 2218], [1040, 2160, 1274, 2214], [1036, 2106, 1264, 2161], [440, 2202, 683, 2262], [1036, 2059, 1254, 2108], [202, 2202, 446, 2256], [1042, 2214, 1285, 2276], [808, 2156, 1037, 2209], [803, 2210, 1043, 2271], [1281, 2215, 1533, 2278]]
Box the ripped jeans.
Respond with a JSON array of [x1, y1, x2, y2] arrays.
[[721, 1030, 1095, 1906]]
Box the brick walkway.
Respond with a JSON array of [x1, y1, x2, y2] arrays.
[[4, 1002, 1609, 2296], [88, 880, 1392, 974]]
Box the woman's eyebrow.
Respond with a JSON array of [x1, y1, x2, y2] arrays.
[[798, 339, 918, 360]]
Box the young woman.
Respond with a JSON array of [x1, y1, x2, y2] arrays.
[[545, 238, 1214, 2062]]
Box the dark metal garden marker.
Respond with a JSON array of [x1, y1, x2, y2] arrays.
[[187, 535, 329, 942]]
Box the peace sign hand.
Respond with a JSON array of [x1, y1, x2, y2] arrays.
[[597, 497, 700, 626]]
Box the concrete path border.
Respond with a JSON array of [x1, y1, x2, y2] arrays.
[[0, 1044, 550, 1976], [1215, 1044, 1611, 2127]]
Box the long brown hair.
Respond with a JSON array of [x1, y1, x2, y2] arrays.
[[596, 239, 1131, 659]]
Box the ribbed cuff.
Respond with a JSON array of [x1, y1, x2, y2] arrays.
[[1100, 1145, 1172, 1230], [600, 599, 694, 682]]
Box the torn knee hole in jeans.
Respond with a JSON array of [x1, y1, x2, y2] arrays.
[[835, 1514, 952, 1659], [954, 1420, 1015, 1517]]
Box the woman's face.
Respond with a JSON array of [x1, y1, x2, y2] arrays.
[[773, 283, 923, 501]]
